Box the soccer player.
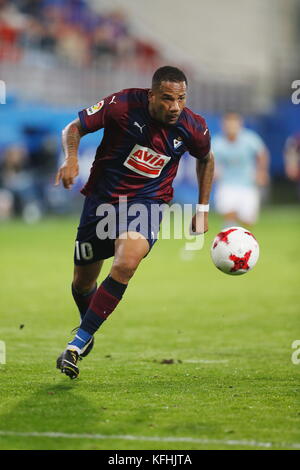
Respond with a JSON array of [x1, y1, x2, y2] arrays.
[[54, 66, 214, 379], [212, 112, 269, 228]]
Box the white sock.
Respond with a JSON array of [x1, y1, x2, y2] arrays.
[[66, 344, 81, 355]]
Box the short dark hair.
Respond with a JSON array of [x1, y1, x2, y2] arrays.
[[223, 111, 242, 119], [152, 66, 188, 89]]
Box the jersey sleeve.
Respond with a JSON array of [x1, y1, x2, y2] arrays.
[[78, 92, 119, 133], [186, 115, 211, 159]]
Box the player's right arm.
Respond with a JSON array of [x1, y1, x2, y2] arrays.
[[55, 118, 88, 189], [55, 93, 119, 189]]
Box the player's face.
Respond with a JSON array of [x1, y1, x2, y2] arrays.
[[148, 81, 187, 125], [222, 114, 243, 140]]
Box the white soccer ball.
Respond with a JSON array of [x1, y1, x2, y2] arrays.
[[210, 226, 259, 275]]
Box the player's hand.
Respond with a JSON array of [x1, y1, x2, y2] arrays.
[[190, 211, 208, 235], [54, 157, 79, 189], [256, 171, 269, 187]]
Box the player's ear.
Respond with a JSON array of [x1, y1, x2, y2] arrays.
[[148, 89, 155, 107]]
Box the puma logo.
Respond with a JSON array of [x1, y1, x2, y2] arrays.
[[134, 121, 146, 134]]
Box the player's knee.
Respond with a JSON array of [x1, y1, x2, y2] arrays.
[[112, 257, 140, 282], [72, 275, 95, 294]]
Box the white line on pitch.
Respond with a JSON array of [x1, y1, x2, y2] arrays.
[[0, 431, 299, 449], [183, 359, 229, 364]]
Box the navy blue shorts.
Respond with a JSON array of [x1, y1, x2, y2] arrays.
[[74, 196, 164, 265]]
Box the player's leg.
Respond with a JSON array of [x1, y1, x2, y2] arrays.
[[56, 263, 102, 375], [110, 232, 150, 283], [237, 187, 260, 228], [72, 261, 104, 321], [73, 232, 149, 341], [223, 211, 238, 228], [57, 194, 112, 377], [56, 260, 106, 378], [71, 196, 106, 320], [58, 233, 149, 378], [215, 184, 239, 228]]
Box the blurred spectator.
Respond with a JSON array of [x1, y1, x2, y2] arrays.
[[20, 16, 55, 53], [0, 0, 160, 69], [284, 132, 300, 200], [135, 39, 161, 72], [0, 0, 26, 29], [15, 0, 42, 18], [0, 124, 59, 222], [91, 23, 118, 63], [0, 142, 42, 222], [56, 23, 90, 66], [0, 0, 26, 60]]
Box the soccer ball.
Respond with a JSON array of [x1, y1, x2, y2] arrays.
[[210, 227, 259, 275]]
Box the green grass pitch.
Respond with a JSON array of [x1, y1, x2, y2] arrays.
[[0, 206, 299, 450]]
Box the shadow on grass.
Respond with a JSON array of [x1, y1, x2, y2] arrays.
[[0, 379, 101, 439]]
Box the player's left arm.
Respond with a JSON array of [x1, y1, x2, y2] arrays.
[[256, 148, 270, 186], [191, 151, 215, 234]]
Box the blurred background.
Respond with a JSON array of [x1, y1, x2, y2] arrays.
[[0, 0, 299, 222]]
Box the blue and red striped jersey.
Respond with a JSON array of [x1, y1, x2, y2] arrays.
[[78, 88, 210, 203]]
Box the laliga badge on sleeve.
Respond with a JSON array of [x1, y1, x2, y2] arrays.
[[86, 100, 104, 115]]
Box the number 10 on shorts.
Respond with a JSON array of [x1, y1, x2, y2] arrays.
[[75, 241, 94, 261]]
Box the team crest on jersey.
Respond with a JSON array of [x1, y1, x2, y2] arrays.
[[86, 100, 104, 115], [124, 145, 171, 178], [173, 136, 183, 149]]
